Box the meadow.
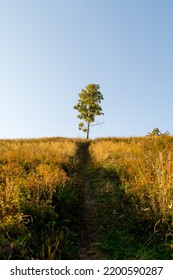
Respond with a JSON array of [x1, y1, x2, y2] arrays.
[[0, 138, 82, 259], [89, 136, 173, 259], [0, 136, 173, 259]]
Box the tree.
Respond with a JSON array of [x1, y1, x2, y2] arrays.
[[147, 128, 171, 136], [148, 128, 161, 136], [74, 83, 104, 139]]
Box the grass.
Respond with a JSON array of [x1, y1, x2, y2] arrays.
[[89, 136, 173, 259], [1, 136, 173, 259], [0, 138, 83, 259]]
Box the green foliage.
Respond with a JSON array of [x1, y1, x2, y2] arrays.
[[74, 83, 104, 139], [148, 128, 171, 136], [148, 128, 161, 136]]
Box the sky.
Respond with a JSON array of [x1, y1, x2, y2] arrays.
[[0, 0, 173, 139]]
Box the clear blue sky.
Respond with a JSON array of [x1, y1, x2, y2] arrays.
[[0, 0, 173, 139]]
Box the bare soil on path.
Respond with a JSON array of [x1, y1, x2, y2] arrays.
[[76, 142, 106, 260]]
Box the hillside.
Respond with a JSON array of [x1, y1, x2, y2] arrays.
[[0, 136, 173, 259]]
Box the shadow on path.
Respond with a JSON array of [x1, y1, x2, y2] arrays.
[[74, 142, 173, 260], [75, 142, 106, 260]]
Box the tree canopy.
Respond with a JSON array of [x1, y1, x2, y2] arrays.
[[74, 83, 104, 139]]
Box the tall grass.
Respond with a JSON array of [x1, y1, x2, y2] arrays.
[[90, 136, 173, 258], [90, 136, 173, 221], [0, 138, 80, 259]]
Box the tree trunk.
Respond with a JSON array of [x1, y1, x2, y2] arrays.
[[87, 123, 90, 139]]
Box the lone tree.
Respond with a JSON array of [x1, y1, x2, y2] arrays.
[[74, 83, 104, 139]]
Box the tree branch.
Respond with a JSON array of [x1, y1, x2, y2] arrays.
[[90, 122, 104, 127]]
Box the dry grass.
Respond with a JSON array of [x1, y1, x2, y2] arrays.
[[89, 136, 173, 258], [0, 139, 76, 218], [90, 136, 173, 221], [0, 138, 79, 259], [1, 136, 173, 259]]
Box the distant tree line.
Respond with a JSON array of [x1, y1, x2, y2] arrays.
[[147, 128, 171, 136]]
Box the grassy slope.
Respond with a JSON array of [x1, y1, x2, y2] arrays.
[[0, 136, 173, 259], [90, 136, 173, 259], [0, 138, 83, 259]]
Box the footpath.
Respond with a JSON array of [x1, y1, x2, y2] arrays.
[[76, 142, 106, 260]]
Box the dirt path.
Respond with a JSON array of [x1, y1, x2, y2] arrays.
[[76, 142, 106, 260]]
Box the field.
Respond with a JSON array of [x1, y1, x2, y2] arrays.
[[0, 136, 173, 259], [0, 138, 82, 259], [89, 136, 173, 259]]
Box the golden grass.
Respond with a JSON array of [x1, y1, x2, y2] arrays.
[[90, 136, 173, 221], [0, 138, 76, 219], [0, 138, 79, 259]]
